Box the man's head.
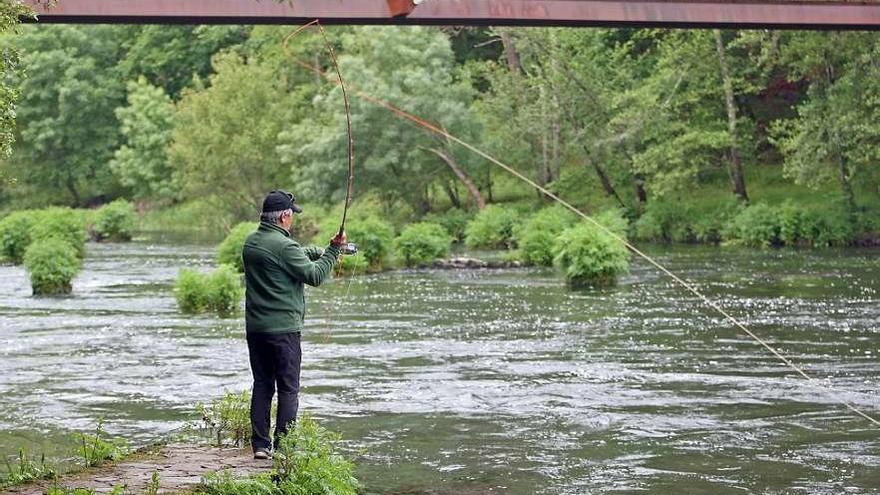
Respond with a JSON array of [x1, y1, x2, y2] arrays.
[[260, 190, 303, 231]]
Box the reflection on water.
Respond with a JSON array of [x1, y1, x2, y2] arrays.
[[1, 242, 879, 494]]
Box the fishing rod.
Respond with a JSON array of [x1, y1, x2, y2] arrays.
[[283, 27, 880, 428]]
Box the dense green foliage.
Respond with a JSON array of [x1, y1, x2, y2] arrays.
[[394, 222, 451, 267], [464, 205, 520, 249], [23, 238, 82, 295], [0, 25, 878, 250], [514, 206, 577, 266], [199, 414, 358, 495], [553, 210, 630, 288], [0, 210, 36, 263], [196, 390, 252, 447], [174, 265, 243, 316], [90, 199, 136, 242], [217, 223, 257, 273], [339, 217, 395, 272]]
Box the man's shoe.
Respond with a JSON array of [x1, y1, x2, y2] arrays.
[[254, 449, 272, 460]]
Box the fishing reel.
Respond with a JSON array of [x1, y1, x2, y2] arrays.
[[339, 242, 358, 256]]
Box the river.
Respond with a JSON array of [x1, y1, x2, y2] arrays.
[[1, 240, 878, 494]]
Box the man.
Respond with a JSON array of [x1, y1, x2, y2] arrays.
[[242, 189, 346, 459]]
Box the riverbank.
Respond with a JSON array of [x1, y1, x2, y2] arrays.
[[2, 444, 267, 495]]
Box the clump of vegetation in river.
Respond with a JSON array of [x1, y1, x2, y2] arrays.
[[23, 238, 83, 295], [464, 205, 520, 249], [217, 222, 258, 273], [394, 222, 451, 267], [553, 209, 630, 288], [76, 421, 129, 468], [514, 205, 577, 267], [196, 390, 252, 447], [175, 265, 243, 316], [0, 449, 58, 488], [0, 210, 37, 263], [89, 199, 136, 242], [199, 414, 358, 495]]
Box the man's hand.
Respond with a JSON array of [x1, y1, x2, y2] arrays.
[[330, 230, 347, 247]]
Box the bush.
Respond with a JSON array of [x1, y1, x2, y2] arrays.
[[273, 414, 358, 495], [23, 238, 82, 295], [343, 216, 395, 272], [514, 206, 577, 266], [553, 223, 629, 288], [174, 264, 243, 316], [75, 421, 128, 468], [632, 202, 693, 243], [90, 200, 136, 242], [0, 210, 37, 263], [196, 391, 252, 447], [464, 204, 520, 249], [217, 223, 258, 273], [394, 222, 451, 267], [723, 203, 782, 247], [423, 208, 474, 243], [31, 208, 88, 259], [199, 414, 358, 495]]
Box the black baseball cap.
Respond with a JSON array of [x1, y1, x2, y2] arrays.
[[262, 190, 303, 214]]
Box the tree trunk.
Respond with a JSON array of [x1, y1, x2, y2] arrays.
[[500, 31, 522, 73], [426, 147, 487, 210], [634, 174, 648, 212], [714, 29, 749, 203], [587, 154, 626, 209], [444, 181, 461, 209]]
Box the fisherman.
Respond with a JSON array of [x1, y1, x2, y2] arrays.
[[242, 189, 346, 460]]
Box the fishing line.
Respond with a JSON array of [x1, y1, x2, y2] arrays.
[[282, 27, 880, 427]]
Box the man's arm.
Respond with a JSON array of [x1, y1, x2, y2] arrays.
[[280, 243, 340, 287], [303, 246, 324, 261]]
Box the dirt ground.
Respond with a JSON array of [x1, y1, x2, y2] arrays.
[[2, 444, 271, 495]]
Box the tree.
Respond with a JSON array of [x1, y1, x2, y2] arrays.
[[3, 25, 126, 206], [0, 0, 33, 159], [278, 26, 484, 213], [169, 52, 296, 218], [110, 77, 176, 201], [771, 32, 880, 214]]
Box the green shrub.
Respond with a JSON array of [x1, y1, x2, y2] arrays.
[[273, 414, 358, 495], [800, 206, 853, 247], [464, 204, 520, 249], [343, 216, 395, 272], [90, 200, 136, 242], [723, 203, 782, 247], [0, 210, 37, 264], [0, 450, 58, 488], [196, 391, 252, 447], [199, 415, 358, 495], [31, 208, 88, 259], [75, 421, 128, 468], [174, 264, 243, 316], [423, 208, 474, 243], [553, 223, 629, 288], [632, 202, 692, 243], [514, 206, 577, 266], [23, 239, 82, 295], [217, 223, 258, 273], [394, 222, 451, 267]]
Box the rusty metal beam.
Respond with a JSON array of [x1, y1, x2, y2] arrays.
[[20, 0, 880, 29]]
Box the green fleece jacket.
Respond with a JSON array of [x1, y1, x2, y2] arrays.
[[242, 222, 340, 334]]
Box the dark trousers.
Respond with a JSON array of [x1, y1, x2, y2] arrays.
[[246, 331, 301, 452]]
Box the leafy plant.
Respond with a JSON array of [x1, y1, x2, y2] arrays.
[[514, 205, 576, 266], [30, 208, 88, 259], [273, 414, 358, 495], [23, 238, 83, 295], [144, 472, 160, 495], [341, 216, 395, 272], [723, 203, 782, 247], [553, 223, 630, 288], [1, 449, 58, 488], [174, 264, 243, 316], [464, 204, 520, 249], [76, 421, 128, 468], [423, 208, 474, 243], [196, 391, 252, 447], [394, 222, 451, 267], [200, 471, 278, 495], [217, 222, 258, 273], [0, 210, 37, 263], [90, 199, 136, 242]]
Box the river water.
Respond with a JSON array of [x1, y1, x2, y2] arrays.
[[1, 240, 878, 494]]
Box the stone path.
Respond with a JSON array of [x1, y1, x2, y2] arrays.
[[3, 444, 271, 495]]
